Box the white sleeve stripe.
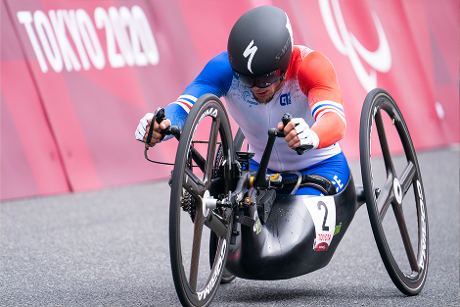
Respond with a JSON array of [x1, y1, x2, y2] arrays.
[[311, 100, 344, 110], [171, 101, 192, 113], [176, 99, 194, 108], [178, 95, 198, 103], [313, 105, 345, 118], [316, 109, 347, 124], [311, 100, 345, 116]]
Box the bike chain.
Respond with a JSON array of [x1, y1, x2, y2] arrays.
[[180, 191, 196, 222]]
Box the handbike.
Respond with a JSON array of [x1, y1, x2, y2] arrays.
[[144, 88, 429, 307]]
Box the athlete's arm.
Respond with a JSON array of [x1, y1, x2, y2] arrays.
[[136, 52, 233, 145], [298, 51, 346, 149], [162, 52, 234, 136]]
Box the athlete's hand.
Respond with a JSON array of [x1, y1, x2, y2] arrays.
[[135, 113, 171, 147], [278, 117, 319, 150]]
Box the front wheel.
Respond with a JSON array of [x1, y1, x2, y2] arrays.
[[169, 94, 234, 306], [360, 88, 429, 295]]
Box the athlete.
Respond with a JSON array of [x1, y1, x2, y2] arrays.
[[135, 5, 349, 195]]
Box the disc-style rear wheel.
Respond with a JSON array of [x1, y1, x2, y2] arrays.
[[169, 94, 234, 306], [360, 88, 429, 295]]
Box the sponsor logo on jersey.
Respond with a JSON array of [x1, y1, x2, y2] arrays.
[[242, 91, 258, 106], [280, 92, 291, 106]]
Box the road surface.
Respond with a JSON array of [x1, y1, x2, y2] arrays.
[[1, 147, 458, 306]]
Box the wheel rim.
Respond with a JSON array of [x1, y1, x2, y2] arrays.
[[169, 95, 234, 306], [360, 89, 429, 295]]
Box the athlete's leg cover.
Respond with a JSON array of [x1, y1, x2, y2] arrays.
[[250, 152, 349, 196]]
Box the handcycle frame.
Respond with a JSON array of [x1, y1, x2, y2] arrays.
[[144, 88, 429, 307]]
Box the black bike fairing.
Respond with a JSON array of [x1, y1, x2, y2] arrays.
[[226, 174, 360, 280]]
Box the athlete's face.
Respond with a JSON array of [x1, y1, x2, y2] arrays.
[[251, 79, 284, 104]]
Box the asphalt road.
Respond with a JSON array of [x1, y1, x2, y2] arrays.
[[1, 146, 458, 307]]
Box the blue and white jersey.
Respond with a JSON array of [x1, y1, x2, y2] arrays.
[[164, 46, 345, 172]]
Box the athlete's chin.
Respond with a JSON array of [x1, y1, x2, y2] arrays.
[[253, 94, 275, 104], [252, 80, 283, 104]]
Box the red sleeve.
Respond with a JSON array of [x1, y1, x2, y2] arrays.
[[297, 51, 346, 149]]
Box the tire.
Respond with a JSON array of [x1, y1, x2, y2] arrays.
[[359, 88, 429, 295], [169, 94, 234, 306], [209, 231, 236, 284]]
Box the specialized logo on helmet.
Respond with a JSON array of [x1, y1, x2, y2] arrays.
[[275, 13, 293, 63], [285, 12, 294, 48], [243, 39, 258, 74]]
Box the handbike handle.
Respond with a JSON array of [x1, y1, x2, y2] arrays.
[[145, 107, 180, 148], [252, 113, 311, 189], [293, 144, 313, 155], [142, 108, 180, 165], [281, 113, 313, 155]]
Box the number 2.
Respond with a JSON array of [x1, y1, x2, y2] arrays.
[[317, 201, 329, 231]]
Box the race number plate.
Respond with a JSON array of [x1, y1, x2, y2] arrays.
[[303, 196, 337, 251]]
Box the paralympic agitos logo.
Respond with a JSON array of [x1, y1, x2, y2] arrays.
[[319, 0, 392, 92]]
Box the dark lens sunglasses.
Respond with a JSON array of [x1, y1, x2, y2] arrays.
[[235, 70, 285, 88]]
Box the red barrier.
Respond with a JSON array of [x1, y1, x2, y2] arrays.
[[1, 0, 70, 199], [1, 0, 458, 200]]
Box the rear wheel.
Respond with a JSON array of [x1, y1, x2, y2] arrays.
[[169, 94, 234, 306], [360, 88, 429, 295], [209, 231, 236, 284]]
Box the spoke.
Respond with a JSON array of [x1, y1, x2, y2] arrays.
[[375, 109, 396, 178], [392, 201, 419, 272], [183, 167, 206, 198], [190, 147, 206, 173], [377, 175, 395, 223], [399, 161, 416, 196], [204, 117, 220, 186], [189, 203, 204, 291]]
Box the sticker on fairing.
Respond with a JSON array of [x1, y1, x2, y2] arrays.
[[303, 196, 337, 251]]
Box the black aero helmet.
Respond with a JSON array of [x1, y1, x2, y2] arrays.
[[228, 6, 293, 77]]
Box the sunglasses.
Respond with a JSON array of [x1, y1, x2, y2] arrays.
[[235, 69, 285, 88]]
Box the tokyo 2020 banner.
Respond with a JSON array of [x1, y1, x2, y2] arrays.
[[1, 0, 458, 200]]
